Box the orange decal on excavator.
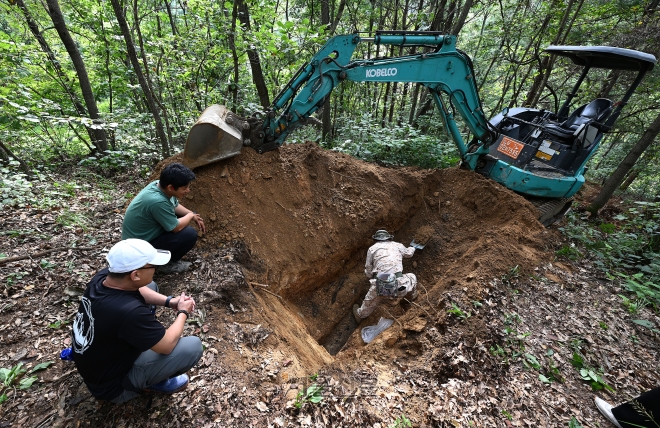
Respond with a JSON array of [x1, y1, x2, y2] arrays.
[[497, 136, 525, 159]]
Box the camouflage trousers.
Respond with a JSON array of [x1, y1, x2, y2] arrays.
[[356, 273, 417, 319]]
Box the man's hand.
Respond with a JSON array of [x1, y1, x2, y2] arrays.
[[193, 213, 206, 233], [170, 293, 196, 310], [176, 292, 195, 313]]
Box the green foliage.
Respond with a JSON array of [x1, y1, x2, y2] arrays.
[[0, 362, 40, 393], [388, 414, 412, 428], [0, 0, 657, 199], [618, 294, 646, 314], [555, 244, 583, 260], [39, 259, 55, 270], [447, 302, 471, 320], [293, 383, 324, 408], [78, 150, 140, 175], [0, 170, 32, 210], [56, 210, 90, 231], [632, 319, 660, 334], [568, 416, 584, 428], [502, 265, 520, 286], [48, 320, 69, 329], [617, 272, 660, 308], [0, 360, 53, 403], [4, 272, 27, 289], [523, 353, 541, 370], [324, 114, 461, 169], [569, 351, 614, 392], [559, 204, 660, 307], [489, 344, 508, 363]]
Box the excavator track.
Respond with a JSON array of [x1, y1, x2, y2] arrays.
[[530, 197, 573, 227]]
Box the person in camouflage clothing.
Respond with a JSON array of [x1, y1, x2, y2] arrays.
[[353, 230, 418, 321]]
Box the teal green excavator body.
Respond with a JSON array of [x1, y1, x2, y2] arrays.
[[183, 32, 656, 222]]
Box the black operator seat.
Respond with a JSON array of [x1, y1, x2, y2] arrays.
[[546, 98, 613, 138]]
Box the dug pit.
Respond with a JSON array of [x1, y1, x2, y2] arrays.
[[162, 142, 550, 371]]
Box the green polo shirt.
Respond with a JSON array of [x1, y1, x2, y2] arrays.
[[121, 181, 179, 242]]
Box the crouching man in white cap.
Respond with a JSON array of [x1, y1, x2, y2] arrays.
[[71, 239, 203, 403], [353, 229, 418, 321]]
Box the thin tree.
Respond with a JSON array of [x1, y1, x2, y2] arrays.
[[110, 0, 170, 158], [587, 111, 660, 213], [321, 0, 331, 139], [44, 0, 108, 152], [132, 0, 173, 153], [236, 0, 270, 108], [229, 0, 240, 110]]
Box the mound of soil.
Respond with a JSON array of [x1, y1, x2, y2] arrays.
[[164, 141, 552, 366]]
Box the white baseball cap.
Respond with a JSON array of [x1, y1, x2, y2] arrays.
[[106, 239, 171, 273]]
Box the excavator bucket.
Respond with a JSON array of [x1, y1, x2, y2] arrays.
[[182, 105, 244, 169]]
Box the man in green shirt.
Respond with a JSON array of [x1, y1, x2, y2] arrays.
[[122, 163, 206, 274]]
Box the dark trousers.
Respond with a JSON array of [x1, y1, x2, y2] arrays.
[[613, 386, 660, 427], [148, 226, 197, 263]]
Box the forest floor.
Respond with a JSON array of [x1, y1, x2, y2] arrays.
[[1, 142, 659, 428]]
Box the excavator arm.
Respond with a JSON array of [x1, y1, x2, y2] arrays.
[[184, 32, 495, 170]]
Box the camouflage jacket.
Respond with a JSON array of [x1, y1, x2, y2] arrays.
[[364, 241, 415, 278]]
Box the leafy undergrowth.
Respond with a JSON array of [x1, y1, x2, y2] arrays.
[[1, 165, 659, 427], [560, 201, 660, 313]]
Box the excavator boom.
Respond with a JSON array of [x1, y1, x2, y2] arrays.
[[184, 32, 494, 169], [183, 31, 655, 223]]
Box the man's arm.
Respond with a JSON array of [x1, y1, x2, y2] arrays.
[[150, 293, 195, 354], [139, 287, 196, 310], [364, 247, 374, 278], [173, 204, 206, 233], [400, 243, 416, 258]]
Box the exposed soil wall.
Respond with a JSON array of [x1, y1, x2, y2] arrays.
[[161, 142, 552, 367]]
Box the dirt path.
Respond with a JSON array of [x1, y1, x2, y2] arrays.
[[1, 143, 658, 427]]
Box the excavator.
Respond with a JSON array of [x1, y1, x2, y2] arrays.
[[182, 31, 656, 225]]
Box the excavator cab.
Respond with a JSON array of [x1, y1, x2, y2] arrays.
[[483, 46, 656, 198]]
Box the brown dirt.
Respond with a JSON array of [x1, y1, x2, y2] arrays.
[[167, 141, 551, 369], [412, 225, 434, 245]]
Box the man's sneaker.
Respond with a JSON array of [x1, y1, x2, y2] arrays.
[[144, 374, 189, 395], [353, 304, 362, 322], [157, 260, 192, 274], [594, 396, 623, 428]]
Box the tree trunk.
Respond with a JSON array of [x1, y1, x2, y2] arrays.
[[587, 111, 660, 213], [321, 0, 332, 140], [164, 0, 178, 35], [329, 0, 346, 35], [18, 0, 96, 154], [525, 0, 573, 107], [39, 0, 108, 152], [599, 70, 620, 98], [619, 169, 640, 191], [236, 0, 271, 108], [110, 0, 170, 158], [450, 0, 473, 35], [0, 140, 34, 178], [408, 83, 421, 125], [230, 0, 240, 110], [133, 0, 173, 153]]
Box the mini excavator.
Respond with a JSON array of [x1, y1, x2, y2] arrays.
[[182, 31, 656, 225]]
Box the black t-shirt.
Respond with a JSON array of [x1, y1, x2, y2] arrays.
[[71, 268, 165, 400]]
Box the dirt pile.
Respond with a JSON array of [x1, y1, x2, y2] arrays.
[[168, 142, 552, 365]]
